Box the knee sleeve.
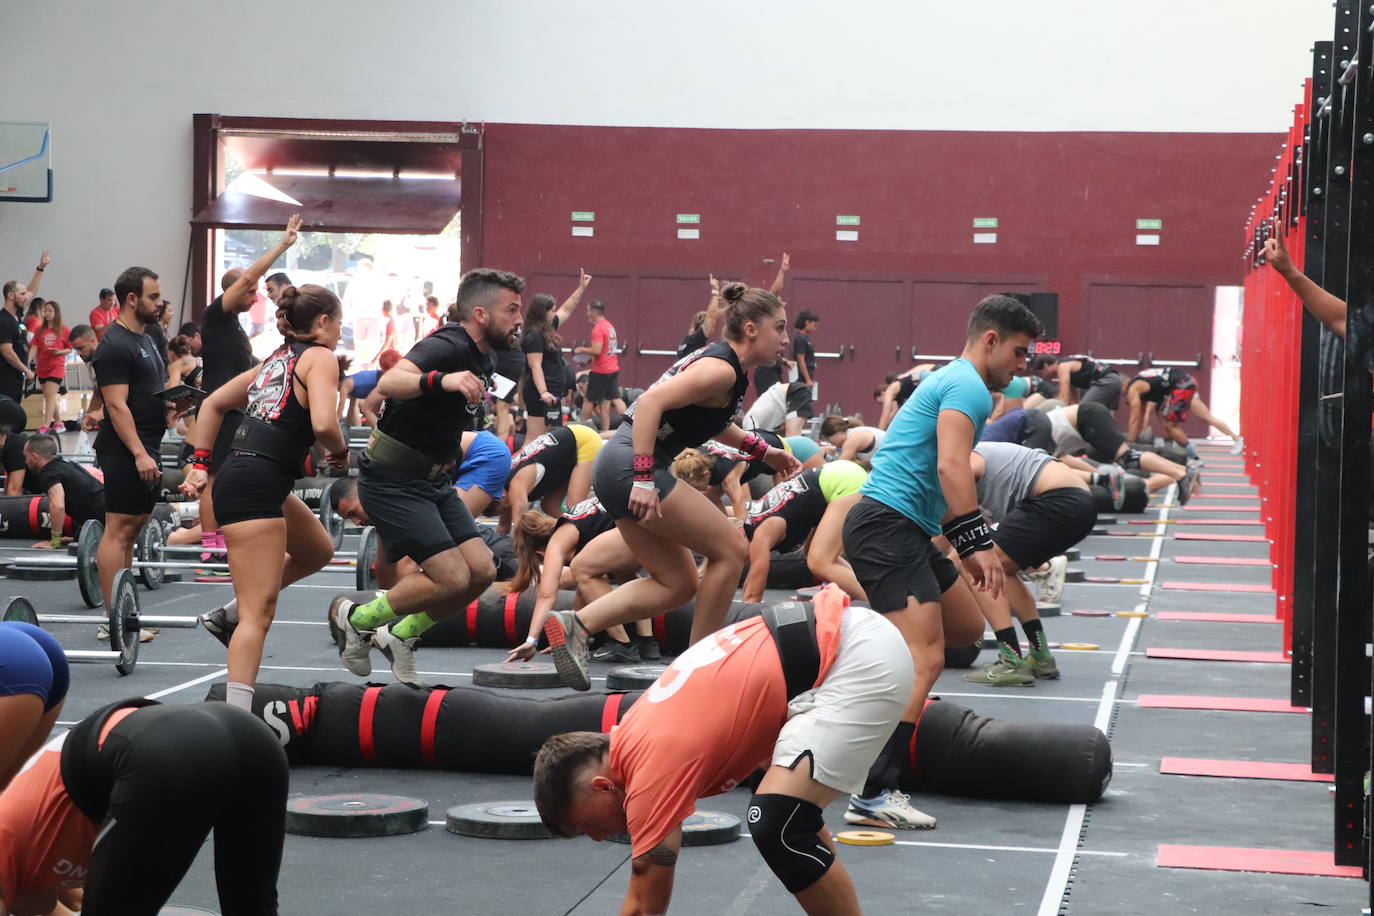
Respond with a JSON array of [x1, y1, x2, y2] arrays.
[[747, 793, 834, 894], [1120, 449, 1143, 470]]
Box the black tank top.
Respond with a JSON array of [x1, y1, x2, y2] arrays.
[[1065, 355, 1111, 388], [558, 495, 617, 549], [243, 339, 328, 458], [624, 340, 749, 464]]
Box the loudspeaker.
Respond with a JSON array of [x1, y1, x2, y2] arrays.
[[1000, 291, 1059, 340]]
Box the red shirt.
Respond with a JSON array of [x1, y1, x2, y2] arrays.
[[33, 325, 69, 379], [23, 315, 41, 338], [88, 306, 116, 335], [590, 318, 619, 374], [609, 586, 846, 857]]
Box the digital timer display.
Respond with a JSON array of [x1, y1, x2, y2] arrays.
[[1032, 340, 1061, 355]]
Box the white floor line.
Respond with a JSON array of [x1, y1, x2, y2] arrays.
[[144, 667, 228, 700]]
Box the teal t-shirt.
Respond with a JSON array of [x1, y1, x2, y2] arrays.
[[860, 358, 993, 535], [1000, 376, 1031, 399]]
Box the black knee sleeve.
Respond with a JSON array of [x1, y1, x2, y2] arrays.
[[1121, 449, 1143, 470], [747, 793, 834, 894]]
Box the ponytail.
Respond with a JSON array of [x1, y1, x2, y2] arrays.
[[504, 511, 559, 595], [275, 284, 340, 340]]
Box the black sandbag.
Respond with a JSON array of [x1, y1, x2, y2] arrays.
[[1088, 476, 1148, 514], [477, 526, 518, 580], [651, 599, 764, 656], [204, 681, 325, 763], [0, 494, 72, 538], [307, 681, 644, 772], [418, 585, 578, 648], [944, 642, 984, 669], [738, 550, 816, 591], [907, 699, 1112, 804]]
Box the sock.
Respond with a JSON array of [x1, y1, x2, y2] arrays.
[[225, 681, 255, 711], [200, 531, 217, 562], [389, 612, 437, 640], [861, 721, 917, 798], [1089, 472, 1107, 487], [349, 592, 398, 631], [222, 597, 239, 625], [1022, 618, 1047, 652], [994, 626, 1022, 657]]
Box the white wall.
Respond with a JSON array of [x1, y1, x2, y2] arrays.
[[0, 0, 1336, 312]]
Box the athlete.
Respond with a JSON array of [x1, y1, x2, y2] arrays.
[[542, 282, 802, 690], [742, 459, 868, 602], [841, 293, 1042, 830], [180, 284, 348, 711], [670, 430, 790, 522], [1031, 353, 1123, 409], [0, 621, 66, 795], [820, 417, 885, 464], [339, 348, 400, 426], [503, 422, 603, 526], [329, 269, 524, 686], [522, 270, 593, 439], [1126, 367, 1241, 457], [533, 586, 912, 915], [22, 435, 105, 550]]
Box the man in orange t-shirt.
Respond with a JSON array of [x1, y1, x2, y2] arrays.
[[533, 586, 913, 915], [87, 290, 118, 342]]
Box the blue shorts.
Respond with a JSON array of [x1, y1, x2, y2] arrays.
[[784, 435, 821, 463], [0, 622, 69, 711], [456, 431, 512, 500]]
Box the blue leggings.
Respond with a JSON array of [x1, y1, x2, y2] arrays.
[[0, 622, 68, 711]]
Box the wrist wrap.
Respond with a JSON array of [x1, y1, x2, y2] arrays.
[[942, 509, 993, 558], [633, 453, 655, 482], [741, 432, 769, 461]]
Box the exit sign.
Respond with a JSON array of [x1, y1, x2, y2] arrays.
[[571, 211, 595, 222], [836, 215, 861, 226], [972, 217, 998, 229], [676, 214, 700, 224], [1136, 218, 1163, 230]]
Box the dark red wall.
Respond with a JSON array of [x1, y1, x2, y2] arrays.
[[479, 124, 1280, 425]]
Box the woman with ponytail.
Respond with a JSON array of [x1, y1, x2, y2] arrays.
[[179, 283, 350, 712], [541, 282, 802, 690]]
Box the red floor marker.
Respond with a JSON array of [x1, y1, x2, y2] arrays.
[[1159, 757, 1332, 782], [1181, 505, 1260, 512], [1172, 556, 1270, 566], [1092, 555, 1127, 561], [1156, 845, 1362, 878], [1183, 493, 1261, 500], [1175, 533, 1268, 542], [1205, 482, 1254, 488], [1160, 581, 1273, 593], [1146, 648, 1287, 663], [1155, 612, 1278, 624], [1206, 472, 1248, 478], [1171, 520, 1264, 527], [1137, 695, 1306, 713]]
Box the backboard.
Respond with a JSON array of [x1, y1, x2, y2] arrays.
[[0, 122, 52, 202]]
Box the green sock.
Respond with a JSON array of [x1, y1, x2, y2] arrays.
[[349, 592, 398, 631], [1022, 618, 1047, 653], [390, 612, 437, 640]]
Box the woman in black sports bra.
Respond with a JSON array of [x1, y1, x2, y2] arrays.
[[541, 282, 803, 689], [180, 284, 350, 712]]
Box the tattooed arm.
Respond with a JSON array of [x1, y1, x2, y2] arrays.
[[620, 825, 682, 916]]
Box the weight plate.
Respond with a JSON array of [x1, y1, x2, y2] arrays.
[[608, 810, 740, 847], [1115, 610, 1150, 618], [1061, 642, 1100, 651], [1070, 609, 1112, 617], [445, 801, 551, 840], [356, 527, 379, 591], [1064, 548, 1081, 561], [77, 518, 103, 609], [7, 565, 76, 580], [837, 830, 896, 846], [1083, 576, 1121, 584], [319, 480, 345, 549], [137, 522, 165, 590], [2, 596, 37, 625], [605, 665, 669, 691], [1064, 568, 1086, 583], [471, 662, 563, 689], [285, 793, 428, 838], [1035, 603, 1061, 617], [111, 568, 140, 675]]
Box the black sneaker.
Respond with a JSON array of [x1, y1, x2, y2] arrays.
[[591, 639, 640, 664], [199, 605, 236, 648], [636, 635, 661, 661]]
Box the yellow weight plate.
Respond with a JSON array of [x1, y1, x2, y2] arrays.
[[1115, 610, 1150, 618], [1119, 578, 1150, 585], [837, 830, 896, 846], [1061, 642, 1100, 651]]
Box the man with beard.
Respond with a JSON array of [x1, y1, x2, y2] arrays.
[[329, 268, 525, 685]]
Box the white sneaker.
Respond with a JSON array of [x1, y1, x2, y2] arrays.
[[1038, 555, 1068, 605], [330, 596, 373, 677], [844, 790, 937, 830], [1229, 437, 1245, 456], [373, 622, 423, 686]]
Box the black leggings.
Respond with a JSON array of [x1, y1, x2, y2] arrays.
[[1075, 402, 1126, 462], [82, 703, 288, 916]]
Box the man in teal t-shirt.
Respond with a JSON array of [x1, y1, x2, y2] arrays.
[[841, 294, 1042, 831]]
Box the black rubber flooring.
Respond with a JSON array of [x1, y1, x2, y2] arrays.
[[7, 441, 1366, 914]]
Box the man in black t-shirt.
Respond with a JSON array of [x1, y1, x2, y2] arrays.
[[0, 254, 48, 403], [330, 268, 526, 687], [790, 308, 820, 433], [91, 265, 171, 617], [23, 434, 105, 548], [0, 428, 32, 495]]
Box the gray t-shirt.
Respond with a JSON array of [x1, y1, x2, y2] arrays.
[[975, 441, 1054, 521]]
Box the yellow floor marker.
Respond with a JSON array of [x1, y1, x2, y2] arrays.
[[837, 830, 896, 846]]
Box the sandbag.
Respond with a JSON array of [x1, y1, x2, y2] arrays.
[[205, 681, 323, 764], [1088, 476, 1148, 514], [944, 642, 984, 669], [417, 586, 578, 648], [651, 599, 763, 656], [477, 526, 517, 581], [908, 698, 1112, 804], [738, 549, 816, 590], [0, 494, 74, 538]]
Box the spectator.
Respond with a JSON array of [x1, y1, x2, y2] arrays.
[[419, 295, 444, 337], [23, 296, 44, 339], [574, 299, 623, 432], [379, 299, 398, 359], [178, 320, 203, 355], [89, 286, 118, 340], [32, 300, 70, 434], [677, 274, 723, 357], [261, 271, 291, 338], [790, 308, 820, 435], [0, 268, 41, 404]]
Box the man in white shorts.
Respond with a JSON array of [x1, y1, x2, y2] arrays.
[[532, 585, 913, 915]]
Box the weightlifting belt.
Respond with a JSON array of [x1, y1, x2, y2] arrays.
[[231, 415, 306, 467], [61, 698, 160, 822], [761, 600, 821, 701], [365, 429, 455, 483]]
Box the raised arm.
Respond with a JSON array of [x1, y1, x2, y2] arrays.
[[1264, 230, 1347, 338], [554, 269, 592, 326], [28, 250, 51, 297], [702, 275, 722, 337], [768, 252, 790, 296], [222, 216, 302, 314]]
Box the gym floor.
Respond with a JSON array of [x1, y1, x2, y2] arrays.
[[11, 440, 1364, 915]]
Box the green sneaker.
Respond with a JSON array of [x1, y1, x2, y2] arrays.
[[1027, 646, 1060, 680], [961, 646, 1034, 687]]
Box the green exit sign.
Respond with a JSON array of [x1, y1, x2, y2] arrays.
[[571, 211, 595, 222], [1136, 218, 1163, 230], [972, 217, 998, 229], [676, 214, 700, 224], [836, 215, 861, 226]]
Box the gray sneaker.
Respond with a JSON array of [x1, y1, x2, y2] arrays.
[[199, 605, 236, 648], [1028, 646, 1061, 679], [1038, 555, 1068, 605], [1177, 466, 1200, 506], [961, 646, 1034, 687], [373, 622, 423, 687], [592, 639, 640, 664], [329, 596, 373, 677], [544, 610, 592, 691]]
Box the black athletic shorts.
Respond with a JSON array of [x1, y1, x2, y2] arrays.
[[357, 455, 483, 563], [1076, 401, 1125, 462], [70, 492, 107, 530], [586, 370, 620, 405], [212, 452, 298, 527], [211, 409, 245, 475], [519, 377, 564, 426], [95, 441, 159, 516], [1022, 409, 1055, 453], [592, 426, 676, 519], [841, 495, 959, 609], [994, 486, 1097, 569], [786, 381, 814, 419]]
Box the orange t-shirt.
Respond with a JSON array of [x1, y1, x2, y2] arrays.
[[0, 706, 137, 908], [610, 588, 846, 857]]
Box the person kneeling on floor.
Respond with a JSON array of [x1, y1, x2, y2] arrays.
[[533, 585, 913, 916]]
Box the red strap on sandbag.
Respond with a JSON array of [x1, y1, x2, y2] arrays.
[[420, 688, 448, 766], [600, 693, 624, 733], [357, 685, 383, 764], [465, 599, 480, 645], [652, 615, 667, 647], [503, 592, 519, 645], [911, 698, 936, 777], [28, 497, 39, 535]]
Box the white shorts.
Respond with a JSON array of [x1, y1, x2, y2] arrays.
[[771, 605, 914, 794]]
